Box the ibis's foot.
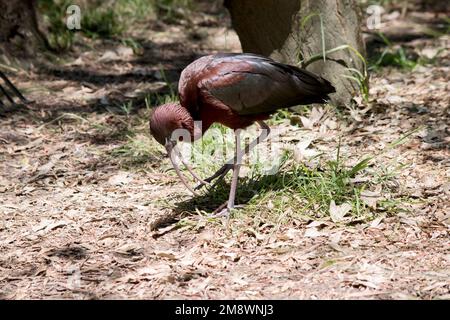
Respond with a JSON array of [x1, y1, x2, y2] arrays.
[[195, 163, 233, 191], [208, 203, 245, 219], [209, 208, 231, 219]]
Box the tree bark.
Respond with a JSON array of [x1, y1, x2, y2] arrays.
[[224, 0, 366, 106], [0, 0, 52, 52]]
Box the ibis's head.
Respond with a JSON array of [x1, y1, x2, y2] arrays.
[[149, 102, 195, 153], [150, 103, 201, 195]]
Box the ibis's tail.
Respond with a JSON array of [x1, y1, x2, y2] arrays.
[[275, 62, 336, 104]]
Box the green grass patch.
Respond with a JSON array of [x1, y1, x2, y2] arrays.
[[235, 152, 405, 223], [110, 133, 163, 168], [114, 0, 158, 22], [175, 147, 406, 227], [370, 46, 419, 71], [39, 0, 195, 50], [114, 0, 194, 23], [39, 0, 123, 50], [368, 33, 444, 71], [39, 0, 75, 50], [174, 128, 417, 226], [81, 8, 123, 39]]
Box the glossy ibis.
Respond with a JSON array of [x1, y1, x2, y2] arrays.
[[150, 53, 335, 217]]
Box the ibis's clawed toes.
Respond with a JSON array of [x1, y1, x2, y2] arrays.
[[209, 201, 229, 218], [209, 203, 245, 219], [210, 207, 232, 219]]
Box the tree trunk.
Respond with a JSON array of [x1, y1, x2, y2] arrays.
[[224, 0, 366, 106], [0, 0, 51, 52]]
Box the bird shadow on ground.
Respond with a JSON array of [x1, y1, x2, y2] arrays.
[[172, 171, 296, 216], [151, 172, 294, 232]]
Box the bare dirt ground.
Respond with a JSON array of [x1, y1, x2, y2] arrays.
[[0, 4, 449, 299]]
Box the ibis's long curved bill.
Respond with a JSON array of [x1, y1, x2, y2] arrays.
[[173, 148, 209, 186], [165, 141, 206, 196]]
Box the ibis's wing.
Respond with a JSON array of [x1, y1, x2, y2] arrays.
[[198, 54, 335, 116]]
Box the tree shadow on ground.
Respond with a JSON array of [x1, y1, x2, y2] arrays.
[[0, 79, 171, 122], [0, 37, 202, 120], [38, 67, 160, 86], [46, 246, 88, 260]]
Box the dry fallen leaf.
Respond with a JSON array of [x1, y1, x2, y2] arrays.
[[108, 171, 134, 186], [135, 264, 172, 281], [304, 227, 324, 238], [370, 216, 385, 229], [154, 250, 179, 260], [33, 219, 53, 232], [300, 116, 313, 130], [361, 190, 383, 209], [115, 46, 134, 59], [115, 243, 143, 255], [329, 201, 352, 223], [293, 138, 318, 163], [99, 50, 120, 62]]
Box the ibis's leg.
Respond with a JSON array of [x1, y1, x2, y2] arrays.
[[0, 71, 28, 103], [210, 129, 243, 218], [196, 121, 270, 190], [226, 132, 242, 211]]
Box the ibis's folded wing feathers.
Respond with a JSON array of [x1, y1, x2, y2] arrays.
[[198, 54, 335, 116]]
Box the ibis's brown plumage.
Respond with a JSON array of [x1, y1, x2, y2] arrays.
[[150, 53, 335, 216]]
